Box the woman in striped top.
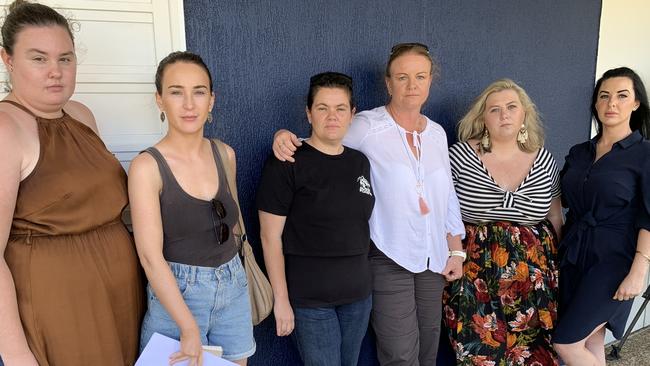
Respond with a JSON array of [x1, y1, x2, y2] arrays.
[[443, 79, 563, 365]]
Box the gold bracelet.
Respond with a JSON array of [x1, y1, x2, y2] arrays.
[[637, 250, 650, 263]]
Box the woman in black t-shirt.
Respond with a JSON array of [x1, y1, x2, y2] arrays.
[[257, 72, 375, 366]]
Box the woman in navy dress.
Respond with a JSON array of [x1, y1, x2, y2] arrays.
[[553, 67, 650, 365]]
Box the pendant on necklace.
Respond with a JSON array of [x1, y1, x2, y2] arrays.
[[416, 181, 429, 215], [419, 196, 430, 215]]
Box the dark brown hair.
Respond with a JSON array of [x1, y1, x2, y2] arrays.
[[155, 51, 213, 94], [592, 67, 650, 139], [307, 71, 355, 110], [1, 0, 74, 55]]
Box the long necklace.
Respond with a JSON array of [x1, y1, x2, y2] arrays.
[[386, 104, 430, 215]]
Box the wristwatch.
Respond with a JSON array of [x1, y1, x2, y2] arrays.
[[449, 250, 467, 261]]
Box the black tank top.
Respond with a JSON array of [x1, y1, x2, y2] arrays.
[[144, 140, 239, 267]]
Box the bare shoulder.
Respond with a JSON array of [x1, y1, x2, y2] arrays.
[[212, 139, 236, 165], [0, 112, 25, 237], [0, 111, 23, 153], [0, 109, 32, 156], [222, 142, 236, 163], [129, 152, 159, 179], [0, 109, 21, 132], [64, 100, 99, 133]]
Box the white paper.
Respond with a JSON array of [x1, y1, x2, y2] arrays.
[[136, 333, 237, 366]]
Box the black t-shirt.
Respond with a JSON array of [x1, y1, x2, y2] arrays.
[[257, 142, 375, 307]]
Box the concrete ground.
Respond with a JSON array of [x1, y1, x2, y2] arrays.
[[606, 326, 650, 366]]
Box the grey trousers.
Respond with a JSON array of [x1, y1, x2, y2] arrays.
[[369, 246, 446, 366]]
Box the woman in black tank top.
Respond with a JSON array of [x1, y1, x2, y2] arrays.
[[128, 52, 255, 365]]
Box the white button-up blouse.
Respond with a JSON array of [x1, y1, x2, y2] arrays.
[[343, 106, 465, 273]]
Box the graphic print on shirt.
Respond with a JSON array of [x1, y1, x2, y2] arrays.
[[357, 176, 372, 196]]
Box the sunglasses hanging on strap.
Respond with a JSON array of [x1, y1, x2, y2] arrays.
[[213, 138, 274, 326]]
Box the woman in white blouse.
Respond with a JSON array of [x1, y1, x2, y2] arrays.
[[272, 43, 465, 365], [443, 79, 563, 366]]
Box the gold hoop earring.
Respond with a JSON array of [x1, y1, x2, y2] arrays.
[[207, 113, 213, 123], [160, 111, 166, 123], [517, 124, 529, 144]]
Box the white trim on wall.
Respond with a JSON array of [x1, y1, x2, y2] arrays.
[[0, 0, 186, 171]]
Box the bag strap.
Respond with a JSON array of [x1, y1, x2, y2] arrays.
[[212, 139, 247, 251]]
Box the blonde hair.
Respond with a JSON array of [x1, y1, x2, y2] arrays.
[[385, 43, 439, 80], [457, 78, 544, 154]]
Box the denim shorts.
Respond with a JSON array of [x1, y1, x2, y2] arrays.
[[140, 255, 256, 361]]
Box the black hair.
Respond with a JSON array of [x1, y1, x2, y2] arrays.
[[307, 71, 355, 110], [1, 0, 74, 55], [155, 51, 213, 94], [592, 67, 650, 139]]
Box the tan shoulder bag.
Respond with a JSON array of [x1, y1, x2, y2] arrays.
[[213, 139, 273, 325]]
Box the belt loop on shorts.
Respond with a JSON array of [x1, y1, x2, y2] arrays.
[[189, 264, 198, 285], [229, 259, 235, 282]]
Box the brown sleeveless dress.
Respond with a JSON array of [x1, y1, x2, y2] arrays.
[[3, 100, 144, 365]]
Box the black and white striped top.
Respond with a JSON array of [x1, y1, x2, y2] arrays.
[[449, 141, 561, 225]]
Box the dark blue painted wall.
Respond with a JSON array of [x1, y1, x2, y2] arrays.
[[184, 1, 601, 365]]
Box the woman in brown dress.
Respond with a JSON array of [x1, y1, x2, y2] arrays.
[[0, 1, 144, 365]]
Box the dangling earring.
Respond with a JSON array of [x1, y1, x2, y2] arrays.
[[517, 124, 529, 144], [160, 111, 166, 123], [207, 113, 213, 123], [481, 128, 491, 150]]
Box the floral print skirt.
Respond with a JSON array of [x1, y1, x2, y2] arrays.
[[443, 221, 559, 366]]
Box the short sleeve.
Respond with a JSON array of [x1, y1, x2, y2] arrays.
[[256, 153, 295, 216], [636, 151, 650, 231], [559, 146, 575, 209], [546, 150, 561, 199], [443, 141, 465, 238], [342, 112, 372, 149], [448, 143, 462, 186]]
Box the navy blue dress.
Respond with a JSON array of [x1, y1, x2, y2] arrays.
[[554, 131, 650, 344]]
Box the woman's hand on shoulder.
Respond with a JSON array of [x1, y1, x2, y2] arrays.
[[272, 130, 301, 162], [64, 100, 99, 133]]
